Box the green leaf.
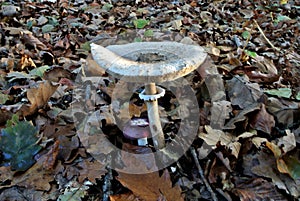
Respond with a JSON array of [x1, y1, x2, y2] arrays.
[[144, 29, 154, 37], [80, 41, 91, 51], [265, 88, 292, 98], [29, 65, 50, 77], [283, 155, 300, 180], [274, 15, 291, 25], [277, 15, 291, 22], [296, 92, 300, 100], [133, 37, 143, 42], [42, 24, 55, 33], [26, 20, 33, 29], [0, 92, 9, 104], [133, 19, 149, 29], [244, 50, 257, 58], [242, 31, 251, 40], [47, 17, 59, 26], [102, 3, 113, 11], [0, 116, 41, 171], [58, 185, 89, 201]]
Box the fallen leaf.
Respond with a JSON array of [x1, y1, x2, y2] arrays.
[[117, 169, 184, 201], [198, 125, 234, 148], [232, 178, 288, 201], [133, 19, 149, 29], [265, 88, 292, 98], [224, 103, 261, 129], [0, 188, 43, 201], [20, 30, 48, 50], [10, 153, 63, 191], [226, 75, 263, 109], [278, 130, 296, 153], [77, 159, 107, 184], [43, 140, 60, 170], [266, 141, 300, 180], [110, 193, 141, 201], [0, 115, 41, 171], [210, 100, 232, 129], [57, 135, 80, 162], [249, 104, 275, 134], [20, 80, 58, 116], [266, 97, 299, 126]]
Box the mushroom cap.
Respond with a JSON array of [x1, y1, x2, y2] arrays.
[[123, 118, 151, 140], [91, 41, 207, 83]]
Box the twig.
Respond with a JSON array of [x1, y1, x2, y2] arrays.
[[190, 147, 218, 201], [102, 155, 113, 201], [253, 19, 280, 52]]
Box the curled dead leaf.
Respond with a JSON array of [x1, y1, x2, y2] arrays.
[[20, 80, 58, 116]]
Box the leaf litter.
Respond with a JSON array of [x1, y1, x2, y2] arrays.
[[0, 0, 299, 200]]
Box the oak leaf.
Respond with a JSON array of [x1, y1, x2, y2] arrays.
[[117, 169, 184, 201]]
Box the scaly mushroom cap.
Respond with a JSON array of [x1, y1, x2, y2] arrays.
[[91, 41, 207, 83], [123, 118, 151, 140]]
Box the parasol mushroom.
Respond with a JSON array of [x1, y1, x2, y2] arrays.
[[123, 118, 151, 146], [91, 41, 207, 149]]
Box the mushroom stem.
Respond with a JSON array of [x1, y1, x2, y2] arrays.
[[144, 83, 165, 149]]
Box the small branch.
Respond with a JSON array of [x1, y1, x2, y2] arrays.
[[253, 19, 280, 52], [190, 147, 218, 201], [102, 155, 113, 201]]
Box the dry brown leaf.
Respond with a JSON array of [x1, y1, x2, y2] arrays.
[[43, 140, 59, 171], [20, 81, 58, 116], [210, 100, 232, 129], [224, 103, 261, 129], [232, 178, 287, 201], [84, 55, 106, 76], [249, 104, 275, 134], [19, 54, 36, 70], [266, 97, 299, 126], [0, 166, 14, 183], [20, 31, 48, 50], [77, 159, 107, 184], [43, 67, 73, 82], [110, 193, 142, 201], [278, 130, 296, 153], [120, 143, 157, 174], [117, 169, 184, 201], [198, 125, 234, 148], [57, 135, 80, 162], [11, 152, 63, 191], [226, 75, 263, 109]]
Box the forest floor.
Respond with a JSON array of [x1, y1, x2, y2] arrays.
[[0, 0, 300, 200]]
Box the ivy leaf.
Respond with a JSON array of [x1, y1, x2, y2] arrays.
[[133, 19, 149, 29], [265, 88, 292, 98], [0, 115, 41, 171]]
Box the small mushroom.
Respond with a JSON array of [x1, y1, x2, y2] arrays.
[[91, 41, 207, 149], [123, 118, 151, 146]]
